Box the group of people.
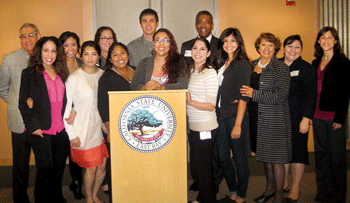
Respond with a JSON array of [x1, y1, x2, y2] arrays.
[[0, 8, 349, 203]]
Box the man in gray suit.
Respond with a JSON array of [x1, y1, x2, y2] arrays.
[[0, 23, 40, 203]]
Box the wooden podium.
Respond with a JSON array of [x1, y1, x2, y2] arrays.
[[108, 90, 187, 203]]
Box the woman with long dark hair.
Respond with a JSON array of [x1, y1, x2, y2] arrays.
[[312, 27, 350, 203], [94, 26, 117, 70], [64, 41, 108, 203], [19, 36, 69, 203], [215, 28, 251, 203], [58, 31, 85, 200], [131, 28, 189, 91], [187, 37, 218, 203]]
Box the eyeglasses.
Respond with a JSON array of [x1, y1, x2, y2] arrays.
[[154, 38, 171, 44], [100, 37, 114, 41], [19, 33, 37, 39]]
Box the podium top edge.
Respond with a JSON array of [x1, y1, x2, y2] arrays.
[[108, 89, 188, 95]]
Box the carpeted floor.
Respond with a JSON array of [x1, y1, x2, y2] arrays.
[[1, 152, 349, 203]]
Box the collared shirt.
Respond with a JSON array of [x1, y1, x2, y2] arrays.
[[127, 36, 154, 67], [198, 34, 212, 43]]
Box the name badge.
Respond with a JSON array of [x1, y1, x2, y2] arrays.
[[184, 50, 192, 57], [290, 70, 299, 77], [200, 131, 212, 140]]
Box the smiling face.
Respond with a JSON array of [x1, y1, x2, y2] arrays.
[[318, 31, 337, 53], [195, 14, 214, 38], [111, 45, 129, 70], [153, 32, 170, 57], [191, 40, 210, 68], [63, 37, 78, 59], [284, 40, 302, 63], [82, 46, 99, 68], [41, 40, 57, 69], [259, 39, 275, 60], [20, 26, 40, 55], [98, 30, 114, 56], [223, 34, 238, 58], [140, 14, 159, 37]]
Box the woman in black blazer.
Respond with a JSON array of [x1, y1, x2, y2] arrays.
[[59, 31, 85, 200], [241, 33, 291, 203], [312, 27, 350, 203], [215, 28, 251, 203], [280, 35, 317, 202], [19, 36, 69, 203]]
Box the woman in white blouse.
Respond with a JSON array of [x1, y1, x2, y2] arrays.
[[186, 37, 219, 203], [64, 41, 108, 203]]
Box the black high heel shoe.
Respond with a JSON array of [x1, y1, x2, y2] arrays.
[[69, 181, 85, 200], [254, 193, 275, 203]]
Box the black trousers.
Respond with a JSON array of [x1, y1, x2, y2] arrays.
[[188, 129, 217, 203], [313, 118, 347, 203], [68, 153, 82, 185], [12, 131, 31, 203], [29, 130, 70, 203]]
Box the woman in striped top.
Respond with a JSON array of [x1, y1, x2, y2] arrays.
[[186, 37, 218, 203], [241, 33, 291, 203]]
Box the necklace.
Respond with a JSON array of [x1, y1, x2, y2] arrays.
[[258, 59, 268, 68]]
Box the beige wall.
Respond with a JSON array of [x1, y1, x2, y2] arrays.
[[218, 0, 319, 151], [218, 0, 319, 63], [0, 0, 320, 165], [0, 0, 93, 165]]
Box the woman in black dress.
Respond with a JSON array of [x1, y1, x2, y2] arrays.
[[97, 42, 135, 202], [281, 35, 317, 202]]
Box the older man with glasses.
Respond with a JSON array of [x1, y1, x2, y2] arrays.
[[0, 23, 40, 203]]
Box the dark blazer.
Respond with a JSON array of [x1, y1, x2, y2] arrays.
[[181, 36, 219, 65], [279, 57, 317, 121], [312, 53, 350, 125], [18, 68, 67, 134], [216, 60, 251, 120]]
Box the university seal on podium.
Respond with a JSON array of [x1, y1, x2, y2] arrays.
[[118, 95, 177, 153]]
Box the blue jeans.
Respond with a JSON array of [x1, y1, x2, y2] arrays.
[[217, 115, 250, 198]]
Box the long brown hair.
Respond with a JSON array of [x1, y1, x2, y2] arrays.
[[28, 36, 68, 82], [153, 28, 189, 83]]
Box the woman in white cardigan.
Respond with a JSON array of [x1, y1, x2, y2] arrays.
[[64, 41, 108, 203]]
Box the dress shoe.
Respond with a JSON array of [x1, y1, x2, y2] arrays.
[[217, 196, 236, 203], [283, 187, 290, 193], [314, 197, 328, 203], [284, 197, 298, 203], [189, 182, 199, 191], [254, 193, 275, 203], [69, 181, 85, 200]]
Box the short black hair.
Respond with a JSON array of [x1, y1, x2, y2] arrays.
[[195, 10, 213, 24], [139, 8, 159, 23], [283, 34, 302, 49]]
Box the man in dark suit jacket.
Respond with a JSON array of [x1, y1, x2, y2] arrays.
[[180, 10, 219, 66], [180, 10, 223, 192], [0, 23, 40, 203]]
